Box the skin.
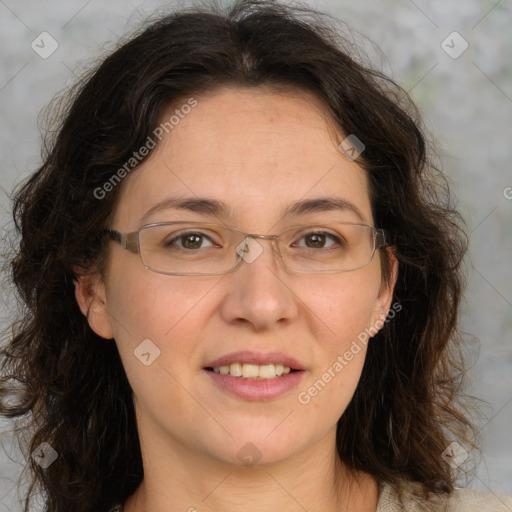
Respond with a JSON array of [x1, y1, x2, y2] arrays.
[[75, 86, 398, 512]]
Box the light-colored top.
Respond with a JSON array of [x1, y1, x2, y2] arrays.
[[376, 478, 512, 511], [108, 478, 512, 511]]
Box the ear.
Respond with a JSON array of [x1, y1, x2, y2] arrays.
[[369, 247, 399, 333], [73, 268, 114, 340]]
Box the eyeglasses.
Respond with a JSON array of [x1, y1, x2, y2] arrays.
[[105, 221, 390, 276]]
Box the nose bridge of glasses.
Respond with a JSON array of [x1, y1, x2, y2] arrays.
[[246, 233, 279, 241], [239, 233, 280, 257], [230, 232, 283, 272]]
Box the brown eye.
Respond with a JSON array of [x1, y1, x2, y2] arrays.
[[294, 231, 343, 249], [305, 233, 327, 248], [166, 232, 214, 250]]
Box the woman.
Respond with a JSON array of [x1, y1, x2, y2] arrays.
[[1, 1, 511, 511]]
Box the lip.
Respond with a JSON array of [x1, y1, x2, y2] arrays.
[[203, 351, 306, 401], [204, 369, 305, 401], [204, 350, 305, 371]]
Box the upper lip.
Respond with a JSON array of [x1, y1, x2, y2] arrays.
[[204, 351, 305, 371]]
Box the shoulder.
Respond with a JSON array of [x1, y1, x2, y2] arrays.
[[377, 478, 512, 512], [448, 486, 512, 511]]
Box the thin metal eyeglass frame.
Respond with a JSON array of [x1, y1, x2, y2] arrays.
[[104, 221, 390, 276]]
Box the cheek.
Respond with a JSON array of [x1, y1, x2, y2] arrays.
[[106, 246, 209, 328], [304, 266, 381, 346], [105, 270, 216, 430], [295, 269, 381, 418], [104, 262, 214, 374]]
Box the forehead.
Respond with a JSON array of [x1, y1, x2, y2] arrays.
[[112, 86, 372, 229]]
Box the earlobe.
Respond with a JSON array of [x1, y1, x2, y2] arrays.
[[73, 270, 114, 340]]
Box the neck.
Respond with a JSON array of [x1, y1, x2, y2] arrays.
[[122, 425, 379, 512]]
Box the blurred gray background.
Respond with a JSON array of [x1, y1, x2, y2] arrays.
[[1, 0, 511, 510]]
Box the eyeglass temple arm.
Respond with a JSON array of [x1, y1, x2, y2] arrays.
[[376, 228, 391, 248], [105, 229, 139, 253]]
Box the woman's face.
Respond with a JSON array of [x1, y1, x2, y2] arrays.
[[82, 86, 396, 468]]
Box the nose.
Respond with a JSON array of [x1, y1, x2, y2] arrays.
[[219, 236, 299, 331]]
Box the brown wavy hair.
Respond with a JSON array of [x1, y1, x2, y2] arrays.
[[1, 1, 480, 511]]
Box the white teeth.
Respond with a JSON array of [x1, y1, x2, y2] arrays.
[[258, 364, 276, 379], [242, 364, 259, 378], [211, 363, 293, 379], [229, 363, 243, 377]]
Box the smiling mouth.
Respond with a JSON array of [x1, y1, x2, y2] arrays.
[[204, 363, 300, 380]]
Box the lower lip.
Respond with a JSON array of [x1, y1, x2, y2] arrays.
[[203, 369, 305, 401]]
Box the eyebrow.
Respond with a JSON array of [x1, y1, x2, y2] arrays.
[[139, 195, 368, 224]]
